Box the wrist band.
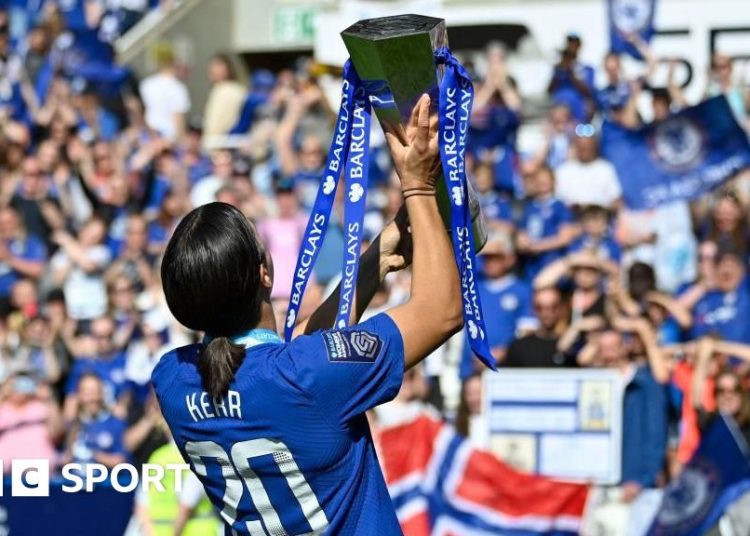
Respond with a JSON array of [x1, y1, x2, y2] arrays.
[[402, 187, 436, 197], [403, 190, 437, 199]]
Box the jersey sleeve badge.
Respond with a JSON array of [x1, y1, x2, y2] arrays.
[[322, 330, 383, 363]]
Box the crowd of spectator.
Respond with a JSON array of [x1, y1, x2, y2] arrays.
[[1, 2, 750, 534]]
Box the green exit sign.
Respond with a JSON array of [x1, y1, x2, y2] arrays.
[[273, 6, 317, 44]]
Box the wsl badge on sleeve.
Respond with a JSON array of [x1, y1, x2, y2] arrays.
[[323, 330, 382, 363]]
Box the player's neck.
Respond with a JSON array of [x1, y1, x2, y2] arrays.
[[256, 301, 278, 332]]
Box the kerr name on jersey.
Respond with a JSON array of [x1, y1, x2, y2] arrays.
[[185, 390, 242, 422]]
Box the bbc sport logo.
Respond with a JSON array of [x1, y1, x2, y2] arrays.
[[0, 459, 191, 497]]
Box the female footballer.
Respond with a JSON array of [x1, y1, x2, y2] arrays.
[[152, 94, 462, 535]]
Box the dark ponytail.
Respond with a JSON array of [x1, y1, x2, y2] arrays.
[[200, 337, 246, 398], [161, 202, 265, 398]]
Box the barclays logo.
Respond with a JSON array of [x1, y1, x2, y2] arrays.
[[451, 186, 464, 206], [285, 308, 297, 329], [323, 176, 336, 195], [467, 319, 484, 340], [349, 183, 364, 203]]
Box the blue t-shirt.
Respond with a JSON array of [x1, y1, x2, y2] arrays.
[[597, 81, 630, 117], [469, 107, 521, 194], [76, 108, 119, 142], [460, 275, 536, 379], [550, 63, 595, 121], [478, 192, 513, 227], [0, 81, 29, 123], [152, 314, 405, 536], [147, 220, 170, 251], [73, 412, 128, 464], [469, 106, 520, 154], [58, 0, 115, 65], [690, 285, 750, 343], [520, 197, 573, 280], [66, 353, 128, 406], [0, 235, 47, 297], [567, 234, 622, 263]]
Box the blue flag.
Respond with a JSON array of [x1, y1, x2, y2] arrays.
[[648, 415, 750, 536], [601, 96, 750, 210], [608, 0, 657, 59]]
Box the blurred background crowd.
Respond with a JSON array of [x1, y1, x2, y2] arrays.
[[0, 0, 750, 535]]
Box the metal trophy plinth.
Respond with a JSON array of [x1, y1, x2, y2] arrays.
[[341, 14, 488, 251]]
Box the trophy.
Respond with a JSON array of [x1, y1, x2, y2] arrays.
[[341, 14, 488, 251]]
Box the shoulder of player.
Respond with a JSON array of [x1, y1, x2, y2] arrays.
[[281, 314, 396, 368], [151, 343, 202, 392]]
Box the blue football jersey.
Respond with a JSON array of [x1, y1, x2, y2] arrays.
[[152, 313, 405, 536]]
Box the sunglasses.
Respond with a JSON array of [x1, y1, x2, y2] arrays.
[[111, 286, 133, 294], [92, 333, 112, 340]]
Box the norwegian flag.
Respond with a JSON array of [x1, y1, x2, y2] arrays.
[[375, 406, 590, 536]]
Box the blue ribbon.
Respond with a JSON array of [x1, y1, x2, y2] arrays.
[[284, 61, 358, 341], [335, 82, 372, 328], [435, 47, 495, 370], [284, 51, 495, 371]]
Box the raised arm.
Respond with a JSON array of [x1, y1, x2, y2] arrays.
[[691, 337, 715, 410], [533, 255, 571, 290], [384, 95, 463, 370], [645, 291, 693, 329], [293, 208, 410, 337], [667, 59, 689, 109]]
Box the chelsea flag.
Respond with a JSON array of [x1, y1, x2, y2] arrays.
[[648, 415, 750, 536], [608, 0, 657, 59], [601, 96, 750, 210]]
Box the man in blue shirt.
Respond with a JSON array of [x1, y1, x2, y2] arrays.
[[547, 34, 596, 122], [517, 165, 577, 281], [599, 329, 667, 497], [472, 161, 514, 231], [690, 248, 750, 344], [596, 52, 632, 119], [65, 315, 128, 414], [0, 206, 46, 299], [567, 204, 621, 263], [63, 372, 128, 471], [460, 230, 537, 379]]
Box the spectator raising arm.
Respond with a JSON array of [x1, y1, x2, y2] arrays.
[[713, 340, 750, 363], [474, 59, 522, 114], [52, 231, 102, 274], [691, 337, 716, 414], [533, 255, 572, 289], [612, 316, 671, 384], [559, 315, 605, 358], [645, 291, 693, 329], [274, 85, 324, 177], [666, 59, 689, 110]]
